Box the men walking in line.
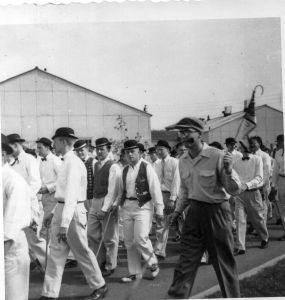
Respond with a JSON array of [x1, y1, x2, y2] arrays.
[[153, 140, 180, 260], [167, 117, 241, 299], [118, 140, 164, 283], [2, 134, 31, 300], [7, 133, 46, 269], [233, 142, 269, 255], [271, 134, 285, 241], [74, 140, 96, 212], [87, 138, 121, 277], [40, 127, 107, 300]]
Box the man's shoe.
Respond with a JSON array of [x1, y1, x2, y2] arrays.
[[233, 249, 246, 256], [121, 274, 142, 283], [101, 268, 115, 277], [260, 240, 269, 249], [150, 264, 160, 279], [84, 285, 108, 300], [39, 297, 58, 300], [65, 259, 77, 269], [155, 254, 165, 261], [276, 218, 282, 225], [278, 235, 285, 241]]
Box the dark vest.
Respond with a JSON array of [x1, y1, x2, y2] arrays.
[[84, 157, 94, 200], [121, 161, 151, 207], [93, 160, 114, 198]]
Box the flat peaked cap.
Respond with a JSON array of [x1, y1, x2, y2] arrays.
[[155, 140, 171, 150], [165, 117, 205, 132], [225, 137, 237, 145], [123, 140, 139, 150], [52, 127, 78, 140], [147, 147, 156, 154], [94, 137, 112, 148], [36, 137, 52, 147], [7, 133, 25, 144], [74, 140, 87, 150], [1, 134, 13, 154]]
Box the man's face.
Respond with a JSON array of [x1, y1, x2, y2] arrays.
[[149, 152, 158, 162], [226, 143, 235, 152], [76, 146, 89, 161], [177, 145, 187, 157], [53, 137, 64, 155], [178, 128, 201, 148], [126, 148, 140, 165], [156, 146, 169, 159], [96, 145, 109, 161], [9, 142, 21, 157], [37, 143, 49, 158], [249, 139, 260, 153]]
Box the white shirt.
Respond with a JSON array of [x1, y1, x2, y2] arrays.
[[55, 150, 87, 228], [150, 158, 161, 169], [39, 152, 62, 193], [254, 149, 272, 189], [3, 163, 31, 241], [119, 158, 164, 215], [231, 149, 243, 165], [154, 155, 180, 201], [95, 157, 122, 212], [272, 148, 285, 187], [233, 154, 263, 190]]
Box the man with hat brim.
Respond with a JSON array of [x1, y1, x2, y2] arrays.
[[87, 137, 121, 278], [74, 140, 96, 212], [7, 133, 46, 270], [114, 139, 164, 282], [153, 140, 180, 260], [271, 134, 285, 240], [232, 141, 269, 254], [137, 142, 147, 160], [36, 137, 62, 240], [167, 117, 241, 299], [40, 128, 107, 300], [2, 134, 32, 300], [147, 147, 160, 168]]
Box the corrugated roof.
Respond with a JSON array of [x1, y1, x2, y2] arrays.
[[0, 67, 152, 117], [151, 130, 179, 142]]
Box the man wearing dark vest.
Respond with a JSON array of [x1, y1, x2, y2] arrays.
[[74, 140, 96, 212], [87, 138, 121, 277], [117, 140, 164, 283]]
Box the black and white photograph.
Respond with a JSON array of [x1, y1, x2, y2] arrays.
[[0, 1, 285, 300]]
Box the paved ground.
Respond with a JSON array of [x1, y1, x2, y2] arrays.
[[29, 220, 285, 300]]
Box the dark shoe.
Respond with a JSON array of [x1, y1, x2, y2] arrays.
[[278, 235, 285, 241], [101, 268, 115, 277], [233, 249, 246, 256], [155, 254, 165, 261], [39, 297, 58, 300], [84, 285, 108, 300], [276, 218, 282, 225], [260, 240, 269, 249], [121, 274, 142, 283], [65, 259, 77, 269]]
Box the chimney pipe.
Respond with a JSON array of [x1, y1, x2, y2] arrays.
[[244, 100, 249, 111], [222, 106, 232, 117]]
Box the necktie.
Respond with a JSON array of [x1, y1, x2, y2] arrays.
[[161, 159, 165, 184], [10, 158, 19, 166], [242, 157, 250, 161], [41, 157, 47, 162]]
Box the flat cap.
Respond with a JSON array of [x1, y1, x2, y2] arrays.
[[165, 117, 205, 132], [74, 140, 87, 150]]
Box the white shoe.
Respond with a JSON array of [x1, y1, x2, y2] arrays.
[[121, 274, 142, 283], [150, 264, 159, 278]]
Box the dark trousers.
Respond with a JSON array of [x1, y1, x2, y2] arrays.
[[168, 200, 240, 298]]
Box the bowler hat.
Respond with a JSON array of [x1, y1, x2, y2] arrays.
[[1, 134, 13, 155], [52, 127, 78, 140], [165, 117, 205, 132], [148, 147, 156, 154], [138, 143, 146, 152], [74, 140, 87, 150], [94, 137, 112, 148], [155, 140, 171, 150], [123, 140, 139, 150], [36, 137, 52, 148], [225, 137, 237, 145], [276, 134, 284, 142], [7, 133, 25, 144]]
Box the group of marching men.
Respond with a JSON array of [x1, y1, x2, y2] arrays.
[[2, 116, 285, 300]]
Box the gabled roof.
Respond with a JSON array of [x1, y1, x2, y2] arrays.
[[0, 67, 152, 117]]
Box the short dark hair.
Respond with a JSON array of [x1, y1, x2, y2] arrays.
[[209, 141, 224, 150]]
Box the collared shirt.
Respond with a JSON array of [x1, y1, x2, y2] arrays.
[[55, 150, 87, 228], [254, 149, 271, 189], [154, 155, 180, 201], [150, 158, 161, 169], [39, 152, 62, 193], [82, 154, 97, 169], [118, 158, 164, 215], [96, 156, 122, 212], [175, 143, 241, 213], [2, 163, 31, 241], [233, 154, 263, 190], [272, 148, 285, 187]]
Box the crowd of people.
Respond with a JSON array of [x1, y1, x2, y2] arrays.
[[2, 116, 285, 300]]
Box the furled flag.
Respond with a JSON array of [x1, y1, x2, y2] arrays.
[[235, 85, 264, 149]]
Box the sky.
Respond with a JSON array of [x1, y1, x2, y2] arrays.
[[0, 16, 283, 129]]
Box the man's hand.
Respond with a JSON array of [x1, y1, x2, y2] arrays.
[[38, 187, 49, 194], [109, 205, 118, 215], [96, 210, 106, 220], [57, 227, 68, 243], [167, 211, 180, 226], [44, 213, 54, 228], [164, 200, 175, 215], [240, 183, 248, 193], [223, 152, 233, 174]]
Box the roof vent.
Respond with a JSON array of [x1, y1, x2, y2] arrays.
[[244, 100, 249, 112], [222, 106, 232, 117]]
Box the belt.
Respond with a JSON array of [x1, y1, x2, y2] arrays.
[[279, 174, 285, 178], [58, 200, 85, 204], [125, 197, 138, 201], [245, 188, 261, 192], [162, 191, 170, 194]]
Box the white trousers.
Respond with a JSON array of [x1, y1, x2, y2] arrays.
[[235, 190, 269, 250], [122, 200, 158, 275], [87, 197, 119, 270], [5, 230, 30, 300], [40, 192, 57, 239], [42, 203, 105, 298]]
